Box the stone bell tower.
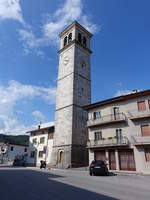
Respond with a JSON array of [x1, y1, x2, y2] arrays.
[[51, 21, 92, 168]]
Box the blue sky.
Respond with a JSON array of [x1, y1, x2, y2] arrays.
[[0, 0, 150, 135]]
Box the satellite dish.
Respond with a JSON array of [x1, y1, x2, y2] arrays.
[[0, 144, 8, 154]]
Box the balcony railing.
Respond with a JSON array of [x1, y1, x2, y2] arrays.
[[131, 135, 150, 145], [128, 110, 150, 120], [87, 113, 127, 127], [87, 137, 129, 148]]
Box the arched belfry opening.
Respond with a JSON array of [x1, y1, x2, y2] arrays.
[[64, 36, 67, 47], [68, 33, 72, 43]]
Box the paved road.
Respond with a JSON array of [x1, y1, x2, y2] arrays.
[[0, 168, 150, 200]]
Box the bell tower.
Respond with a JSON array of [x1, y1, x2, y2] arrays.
[[51, 21, 92, 167]]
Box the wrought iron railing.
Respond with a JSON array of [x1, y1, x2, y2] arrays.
[[87, 113, 126, 127], [87, 136, 129, 148], [128, 109, 150, 119]]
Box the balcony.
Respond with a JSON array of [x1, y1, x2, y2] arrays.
[[87, 137, 129, 148], [128, 110, 150, 120], [131, 135, 150, 146], [87, 113, 127, 127]]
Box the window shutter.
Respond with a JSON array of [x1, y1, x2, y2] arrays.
[[141, 125, 150, 136], [137, 101, 146, 111], [145, 149, 150, 162], [148, 100, 150, 109]]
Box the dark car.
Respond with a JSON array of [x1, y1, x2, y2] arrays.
[[89, 160, 108, 176], [13, 156, 27, 167]]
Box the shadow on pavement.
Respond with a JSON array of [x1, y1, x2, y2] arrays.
[[0, 169, 118, 200], [108, 172, 117, 176]]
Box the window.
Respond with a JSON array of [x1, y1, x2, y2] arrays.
[[24, 148, 27, 152], [68, 33, 72, 43], [94, 131, 102, 141], [30, 151, 35, 158], [148, 100, 150, 110], [93, 111, 101, 120], [10, 146, 14, 151], [145, 149, 150, 162], [40, 137, 45, 144], [141, 125, 150, 136], [64, 36, 67, 47], [113, 107, 120, 120], [137, 101, 146, 111], [38, 151, 43, 158], [32, 138, 37, 145], [83, 37, 87, 47], [78, 33, 82, 43], [116, 129, 122, 143]]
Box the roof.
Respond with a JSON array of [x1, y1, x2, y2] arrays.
[[39, 122, 54, 129], [27, 122, 54, 133], [84, 89, 150, 110], [8, 143, 28, 147], [59, 21, 93, 38]]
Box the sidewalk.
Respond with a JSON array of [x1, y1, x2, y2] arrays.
[[29, 166, 150, 176]]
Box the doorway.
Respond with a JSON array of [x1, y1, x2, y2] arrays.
[[113, 107, 119, 120], [109, 150, 116, 170], [59, 151, 64, 163]]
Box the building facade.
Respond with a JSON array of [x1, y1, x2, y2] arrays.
[[0, 142, 28, 164], [27, 122, 54, 166], [50, 21, 92, 168], [85, 90, 150, 174]]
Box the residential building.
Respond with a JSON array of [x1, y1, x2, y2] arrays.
[[27, 122, 54, 166], [84, 90, 150, 174], [0, 142, 28, 164]]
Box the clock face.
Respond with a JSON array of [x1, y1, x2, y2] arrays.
[[63, 56, 70, 66]]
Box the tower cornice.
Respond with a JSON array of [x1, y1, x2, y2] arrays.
[[59, 21, 93, 38]]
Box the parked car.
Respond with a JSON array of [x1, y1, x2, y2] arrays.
[[13, 155, 27, 167], [89, 160, 108, 176]]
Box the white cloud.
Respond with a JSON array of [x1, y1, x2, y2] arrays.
[[0, 0, 24, 24], [32, 111, 46, 123], [0, 80, 56, 135], [18, 0, 99, 52]]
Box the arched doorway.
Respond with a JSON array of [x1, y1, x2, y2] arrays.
[[59, 151, 64, 163]]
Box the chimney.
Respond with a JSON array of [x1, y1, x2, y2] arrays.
[[132, 89, 138, 93]]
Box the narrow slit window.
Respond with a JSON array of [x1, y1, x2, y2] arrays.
[[78, 33, 82, 43], [83, 37, 87, 47]]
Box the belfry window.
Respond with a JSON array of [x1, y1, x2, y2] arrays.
[[83, 37, 87, 47], [78, 33, 82, 43], [64, 36, 67, 47], [68, 33, 72, 43]]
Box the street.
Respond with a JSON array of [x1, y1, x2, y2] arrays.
[[0, 168, 150, 200]]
